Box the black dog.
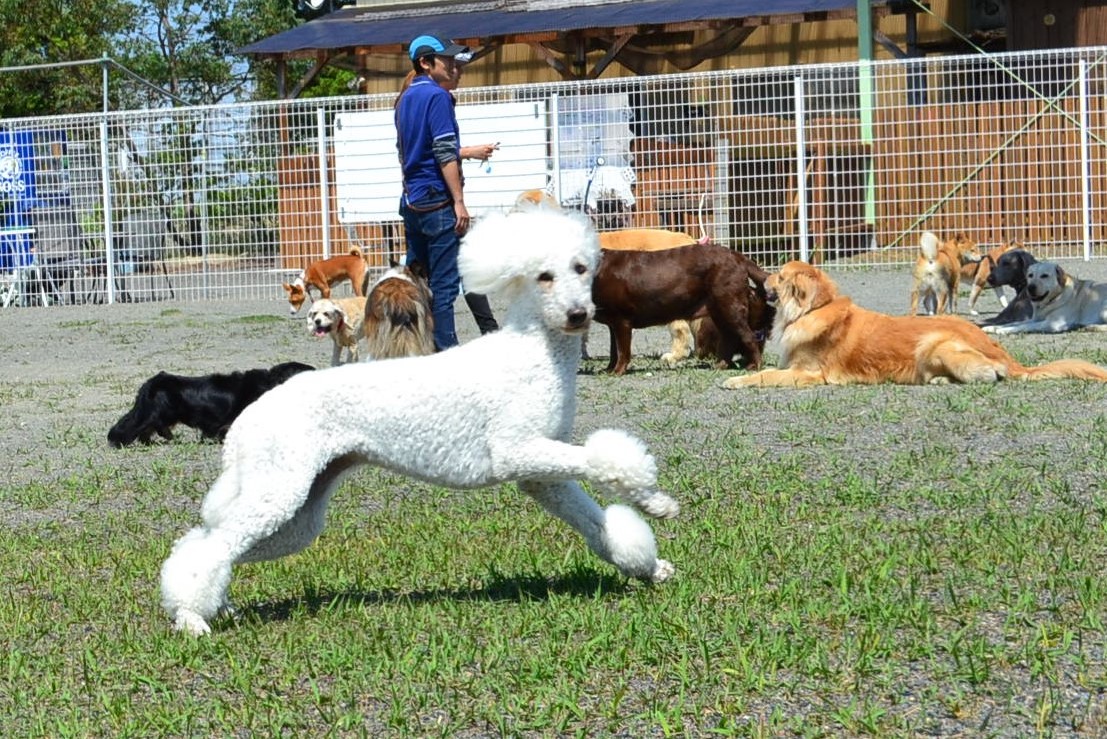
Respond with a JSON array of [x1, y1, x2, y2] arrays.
[[978, 249, 1038, 327], [108, 362, 314, 447]]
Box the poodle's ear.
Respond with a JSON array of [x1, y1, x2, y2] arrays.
[[458, 212, 524, 295]]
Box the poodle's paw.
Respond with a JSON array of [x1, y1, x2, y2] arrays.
[[584, 429, 657, 494], [980, 324, 998, 334], [649, 559, 676, 583], [636, 491, 680, 520], [173, 610, 212, 636], [969, 308, 980, 316]]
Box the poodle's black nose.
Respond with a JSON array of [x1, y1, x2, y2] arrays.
[[566, 308, 589, 328]]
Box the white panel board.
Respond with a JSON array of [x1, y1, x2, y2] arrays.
[[333, 101, 550, 224], [554, 93, 636, 211]]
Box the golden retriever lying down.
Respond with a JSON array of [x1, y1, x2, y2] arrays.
[[722, 261, 1107, 388]]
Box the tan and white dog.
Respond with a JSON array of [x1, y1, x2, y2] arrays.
[[909, 231, 982, 316], [307, 296, 367, 366], [982, 262, 1107, 334]]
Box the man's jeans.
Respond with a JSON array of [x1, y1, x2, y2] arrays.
[[401, 202, 460, 350]]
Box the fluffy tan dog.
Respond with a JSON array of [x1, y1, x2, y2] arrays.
[[722, 260, 1107, 388], [909, 231, 982, 315], [307, 296, 367, 366], [598, 229, 697, 251]]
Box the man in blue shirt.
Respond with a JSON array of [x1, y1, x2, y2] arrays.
[[396, 34, 498, 350]]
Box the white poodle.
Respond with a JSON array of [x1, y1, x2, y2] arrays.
[[160, 208, 680, 636]]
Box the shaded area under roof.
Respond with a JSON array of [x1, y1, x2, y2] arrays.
[[241, 0, 874, 57]]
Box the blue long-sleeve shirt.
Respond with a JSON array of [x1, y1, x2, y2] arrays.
[[395, 75, 460, 210]]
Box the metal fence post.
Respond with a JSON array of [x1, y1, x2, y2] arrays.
[[712, 139, 729, 244], [1079, 57, 1093, 261], [550, 92, 562, 204], [100, 116, 115, 304], [199, 111, 211, 299], [317, 107, 331, 259], [794, 74, 809, 263]]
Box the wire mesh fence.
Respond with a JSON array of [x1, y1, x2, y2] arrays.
[[2, 46, 1106, 306]]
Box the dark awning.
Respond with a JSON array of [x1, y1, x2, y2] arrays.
[[241, 0, 877, 57]]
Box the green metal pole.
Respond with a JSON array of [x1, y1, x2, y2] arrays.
[[858, 0, 876, 234]]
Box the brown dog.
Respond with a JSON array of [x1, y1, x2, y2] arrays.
[[961, 239, 1022, 315], [596, 229, 702, 365], [668, 288, 774, 369], [283, 247, 369, 315], [592, 242, 772, 375], [363, 262, 435, 360], [909, 231, 982, 315], [722, 261, 1107, 388]]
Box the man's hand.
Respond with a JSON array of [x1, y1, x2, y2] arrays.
[[454, 201, 471, 235], [462, 142, 499, 161]]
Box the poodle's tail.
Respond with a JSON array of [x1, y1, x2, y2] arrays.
[[1010, 359, 1107, 382]]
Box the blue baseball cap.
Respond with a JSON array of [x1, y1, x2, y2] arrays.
[[409, 35, 473, 63]]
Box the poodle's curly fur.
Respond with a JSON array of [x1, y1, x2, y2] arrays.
[[160, 208, 680, 636]]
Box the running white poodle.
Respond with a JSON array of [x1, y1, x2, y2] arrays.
[[160, 208, 680, 635]]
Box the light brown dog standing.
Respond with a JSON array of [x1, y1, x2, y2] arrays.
[[909, 231, 982, 315], [723, 261, 1107, 388], [283, 247, 370, 315]]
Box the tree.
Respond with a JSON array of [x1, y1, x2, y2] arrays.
[[0, 0, 132, 117], [115, 0, 298, 107]]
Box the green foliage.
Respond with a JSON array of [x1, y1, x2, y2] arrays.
[[0, 0, 131, 116], [114, 0, 297, 107], [0, 0, 307, 114]]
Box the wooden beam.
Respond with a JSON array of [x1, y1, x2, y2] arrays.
[[287, 54, 330, 99], [529, 42, 572, 79], [588, 33, 635, 79]]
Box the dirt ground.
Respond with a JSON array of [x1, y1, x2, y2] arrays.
[[6, 259, 1107, 487]]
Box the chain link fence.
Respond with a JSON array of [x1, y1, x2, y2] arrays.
[[2, 46, 1106, 306]]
